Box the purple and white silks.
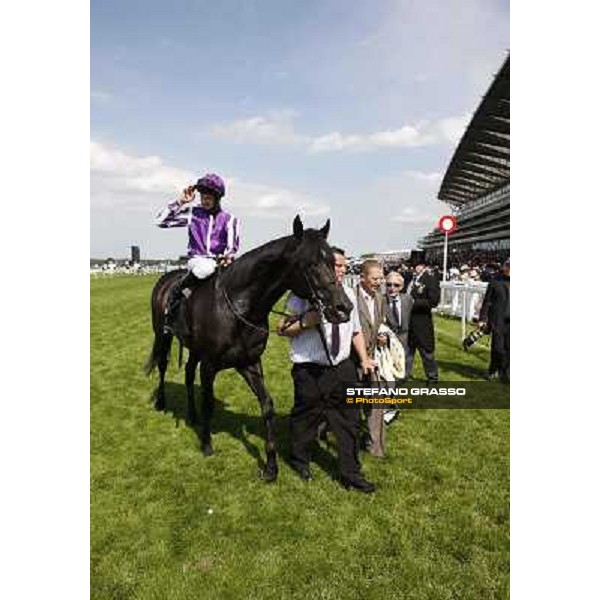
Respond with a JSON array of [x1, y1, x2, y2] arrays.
[[155, 200, 240, 258]]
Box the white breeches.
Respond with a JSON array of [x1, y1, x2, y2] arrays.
[[187, 256, 217, 279]]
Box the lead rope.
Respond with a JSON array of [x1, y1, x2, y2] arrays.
[[303, 273, 336, 368]]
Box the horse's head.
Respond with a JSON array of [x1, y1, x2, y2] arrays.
[[285, 215, 353, 324]]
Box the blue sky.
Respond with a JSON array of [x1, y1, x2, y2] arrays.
[[91, 0, 509, 259]]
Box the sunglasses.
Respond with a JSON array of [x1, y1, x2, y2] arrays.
[[386, 283, 401, 288]]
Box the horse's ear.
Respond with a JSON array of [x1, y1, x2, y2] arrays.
[[293, 215, 304, 240], [320, 219, 330, 240]]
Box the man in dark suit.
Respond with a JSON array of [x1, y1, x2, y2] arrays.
[[354, 260, 387, 457], [400, 265, 413, 292], [479, 258, 510, 382], [384, 271, 413, 355], [406, 259, 441, 382]]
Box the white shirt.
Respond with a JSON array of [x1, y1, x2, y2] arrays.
[[285, 284, 362, 366], [358, 285, 376, 323]]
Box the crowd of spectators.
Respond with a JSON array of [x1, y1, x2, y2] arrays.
[[423, 249, 509, 271], [373, 258, 504, 287], [445, 263, 501, 284]]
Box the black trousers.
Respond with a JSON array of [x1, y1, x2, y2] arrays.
[[490, 327, 510, 379], [289, 358, 362, 479], [405, 344, 439, 382]]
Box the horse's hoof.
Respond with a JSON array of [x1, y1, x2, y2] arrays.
[[202, 444, 214, 457], [154, 399, 165, 412], [262, 469, 278, 483]]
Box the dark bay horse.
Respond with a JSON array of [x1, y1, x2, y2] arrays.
[[144, 216, 352, 481]]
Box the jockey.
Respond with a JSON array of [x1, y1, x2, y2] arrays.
[[155, 172, 240, 334]]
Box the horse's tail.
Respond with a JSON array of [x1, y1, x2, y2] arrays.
[[143, 332, 175, 376], [143, 334, 161, 376], [144, 269, 183, 376]]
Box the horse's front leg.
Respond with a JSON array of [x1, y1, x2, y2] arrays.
[[199, 360, 216, 456], [185, 352, 199, 425], [237, 361, 278, 482]]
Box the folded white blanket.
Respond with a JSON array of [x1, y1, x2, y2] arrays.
[[374, 323, 405, 381]]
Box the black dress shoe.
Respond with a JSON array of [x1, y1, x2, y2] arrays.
[[292, 466, 314, 481], [317, 421, 329, 442], [340, 476, 376, 493]]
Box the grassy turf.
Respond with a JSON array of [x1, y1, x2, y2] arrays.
[[91, 275, 509, 600]]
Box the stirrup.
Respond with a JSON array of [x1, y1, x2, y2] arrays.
[[162, 319, 175, 335]]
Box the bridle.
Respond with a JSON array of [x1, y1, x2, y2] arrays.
[[220, 264, 340, 367], [220, 270, 324, 335]]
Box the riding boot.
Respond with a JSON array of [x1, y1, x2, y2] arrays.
[[163, 272, 197, 335]]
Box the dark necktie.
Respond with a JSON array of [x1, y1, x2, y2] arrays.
[[331, 322, 340, 358], [392, 298, 400, 326]]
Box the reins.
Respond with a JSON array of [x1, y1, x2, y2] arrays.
[[220, 277, 309, 335], [219, 266, 337, 367]]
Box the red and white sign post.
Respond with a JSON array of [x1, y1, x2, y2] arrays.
[[437, 215, 457, 281]]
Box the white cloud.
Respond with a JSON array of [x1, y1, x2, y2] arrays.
[[211, 109, 307, 145], [90, 140, 328, 219], [91, 141, 193, 211], [226, 180, 329, 219], [435, 114, 471, 145], [308, 115, 470, 154], [392, 207, 436, 225], [308, 132, 365, 153], [212, 110, 470, 154], [405, 170, 443, 184]]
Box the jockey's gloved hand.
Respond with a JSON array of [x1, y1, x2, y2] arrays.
[[217, 255, 234, 267], [178, 185, 196, 205]]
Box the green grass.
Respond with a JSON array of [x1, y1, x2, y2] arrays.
[[91, 275, 509, 600]]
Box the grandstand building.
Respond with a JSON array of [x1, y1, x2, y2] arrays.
[[420, 55, 509, 266]]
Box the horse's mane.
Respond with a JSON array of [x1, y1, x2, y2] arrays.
[[234, 234, 292, 264], [219, 228, 328, 290], [220, 235, 290, 280]]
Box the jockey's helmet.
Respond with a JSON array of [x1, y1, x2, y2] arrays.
[[196, 173, 226, 199]]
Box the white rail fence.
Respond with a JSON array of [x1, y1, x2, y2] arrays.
[[436, 281, 488, 338], [90, 265, 180, 278], [93, 270, 487, 338]]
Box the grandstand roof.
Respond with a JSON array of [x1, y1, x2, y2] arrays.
[[438, 55, 510, 207]]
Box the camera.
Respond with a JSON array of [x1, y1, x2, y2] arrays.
[[462, 325, 489, 350]]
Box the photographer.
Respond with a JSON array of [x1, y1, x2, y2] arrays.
[[154, 173, 240, 334], [479, 258, 510, 382]]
